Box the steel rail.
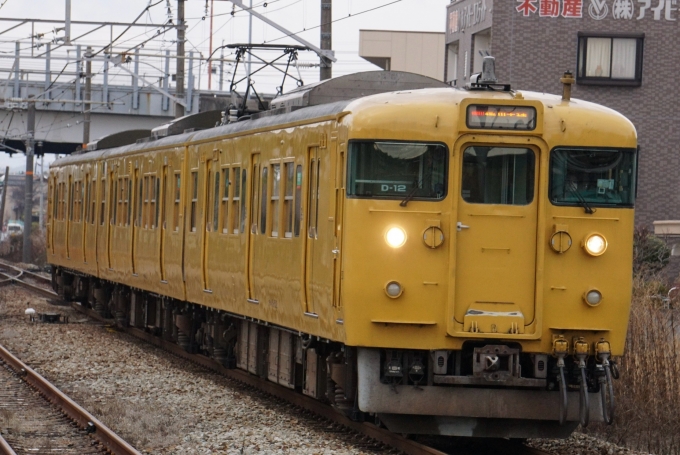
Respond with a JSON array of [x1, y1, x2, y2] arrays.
[[0, 342, 141, 455], [0, 258, 52, 286], [2, 261, 552, 455], [0, 433, 17, 455], [69, 303, 448, 455]]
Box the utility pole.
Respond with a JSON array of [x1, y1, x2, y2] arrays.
[[0, 166, 9, 231], [175, 0, 186, 118], [83, 46, 92, 145], [23, 100, 35, 263], [320, 0, 332, 81], [39, 155, 44, 232]]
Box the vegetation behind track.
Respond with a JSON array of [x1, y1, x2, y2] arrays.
[[584, 228, 680, 454]]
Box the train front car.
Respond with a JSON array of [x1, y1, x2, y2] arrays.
[[340, 75, 636, 438]]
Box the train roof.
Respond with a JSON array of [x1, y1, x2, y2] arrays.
[[52, 83, 636, 168]]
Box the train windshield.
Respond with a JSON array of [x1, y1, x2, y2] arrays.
[[347, 141, 447, 200], [550, 148, 636, 208]]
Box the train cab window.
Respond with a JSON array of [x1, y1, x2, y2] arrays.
[[260, 166, 268, 235], [348, 141, 447, 201], [462, 147, 535, 205], [190, 171, 198, 232], [271, 163, 281, 237], [221, 168, 230, 233], [173, 171, 181, 231], [294, 165, 302, 237], [550, 148, 636, 208], [284, 162, 294, 238]]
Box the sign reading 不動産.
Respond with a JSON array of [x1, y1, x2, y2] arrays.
[[513, 0, 678, 21]]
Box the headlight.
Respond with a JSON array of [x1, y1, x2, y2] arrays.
[[583, 233, 607, 256], [584, 289, 603, 306], [385, 281, 404, 298], [385, 227, 407, 248]]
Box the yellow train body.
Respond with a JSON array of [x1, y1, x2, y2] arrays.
[[48, 80, 636, 439]]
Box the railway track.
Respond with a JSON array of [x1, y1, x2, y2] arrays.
[[1, 260, 549, 455], [0, 342, 140, 455]]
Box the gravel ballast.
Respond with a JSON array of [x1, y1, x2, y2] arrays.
[[0, 286, 653, 454]]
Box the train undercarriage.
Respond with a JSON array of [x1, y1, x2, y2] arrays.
[[53, 267, 614, 439]]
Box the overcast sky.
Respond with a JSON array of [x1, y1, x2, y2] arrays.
[[0, 0, 449, 170]]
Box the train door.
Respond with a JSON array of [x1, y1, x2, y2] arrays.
[[83, 173, 89, 263], [450, 137, 540, 336], [201, 159, 213, 290], [107, 170, 115, 269], [66, 175, 72, 259], [246, 153, 260, 302], [304, 147, 320, 315], [132, 168, 140, 275], [49, 177, 56, 255], [159, 164, 168, 281]]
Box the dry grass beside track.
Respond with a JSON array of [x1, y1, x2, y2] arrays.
[[584, 273, 680, 455]]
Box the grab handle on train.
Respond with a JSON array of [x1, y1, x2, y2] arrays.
[[456, 222, 470, 232]]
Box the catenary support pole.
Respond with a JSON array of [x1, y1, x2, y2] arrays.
[[83, 46, 92, 145], [320, 0, 332, 80], [23, 100, 35, 263], [175, 0, 185, 118], [0, 166, 9, 231]]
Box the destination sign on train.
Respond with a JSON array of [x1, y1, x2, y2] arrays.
[[466, 105, 536, 130]]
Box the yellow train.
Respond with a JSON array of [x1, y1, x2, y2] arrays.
[[48, 63, 637, 439]]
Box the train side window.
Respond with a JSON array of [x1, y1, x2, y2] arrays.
[[100, 178, 106, 226], [142, 176, 148, 228], [153, 177, 160, 229], [213, 169, 220, 232], [84, 180, 90, 224], [91, 179, 97, 224], [284, 162, 294, 238], [69, 181, 74, 222], [260, 166, 268, 235], [240, 169, 247, 233], [52, 182, 58, 219], [136, 176, 143, 227], [294, 165, 302, 237], [307, 158, 320, 238], [191, 171, 198, 232], [221, 167, 230, 233], [112, 178, 118, 225], [173, 171, 181, 231], [126, 178, 132, 226], [232, 167, 241, 234], [271, 163, 280, 237]]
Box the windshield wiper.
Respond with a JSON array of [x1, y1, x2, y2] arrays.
[[400, 179, 422, 207], [567, 186, 596, 214]]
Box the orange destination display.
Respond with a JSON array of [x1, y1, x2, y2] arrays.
[[466, 104, 537, 130]]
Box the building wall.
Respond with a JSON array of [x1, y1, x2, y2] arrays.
[[359, 30, 446, 81], [446, 0, 679, 226]]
